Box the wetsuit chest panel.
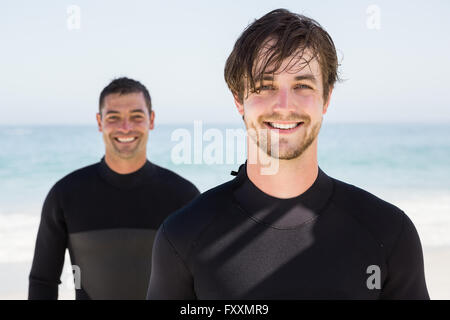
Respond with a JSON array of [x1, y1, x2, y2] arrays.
[[69, 228, 157, 300], [191, 208, 384, 299]]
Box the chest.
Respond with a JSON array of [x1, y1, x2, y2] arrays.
[[191, 212, 386, 299]]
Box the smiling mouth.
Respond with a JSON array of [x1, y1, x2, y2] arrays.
[[114, 137, 138, 144], [263, 121, 304, 132]]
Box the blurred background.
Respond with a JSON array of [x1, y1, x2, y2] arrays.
[[0, 0, 449, 299]]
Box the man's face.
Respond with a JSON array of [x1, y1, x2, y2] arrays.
[[235, 49, 332, 160], [96, 92, 154, 160]]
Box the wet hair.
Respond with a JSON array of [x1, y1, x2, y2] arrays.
[[224, 8, 340, 103]]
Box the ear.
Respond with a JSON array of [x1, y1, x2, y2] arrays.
[[323, 87, 333, 115], [149, 110, 155, 130], [96, 113, 103, 132], [233, 95, 244, 116]]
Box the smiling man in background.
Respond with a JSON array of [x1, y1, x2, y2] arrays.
[[147, 9, 429, 299], [29, 77, 199, 299]]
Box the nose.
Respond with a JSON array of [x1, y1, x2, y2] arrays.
[[273, 87, 295, 112], [118, 118, 132, 132]]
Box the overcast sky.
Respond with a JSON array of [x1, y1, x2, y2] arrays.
[[1, 0, 449, 125]]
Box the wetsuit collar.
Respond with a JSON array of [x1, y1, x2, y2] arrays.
[[232, 163, 334, 229], [97, 156, 155, 189]]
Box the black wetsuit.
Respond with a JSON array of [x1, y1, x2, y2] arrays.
[[147, 164, 429, 299], [29, 158, 199, 300]]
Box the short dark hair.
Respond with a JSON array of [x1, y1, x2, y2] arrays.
[[99, 77, 152, 114], [224, 9, 340, 103]]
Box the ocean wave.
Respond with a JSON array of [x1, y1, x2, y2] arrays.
[[1, 128, 33, 136]]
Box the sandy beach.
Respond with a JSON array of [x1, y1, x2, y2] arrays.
[[422, 246, 450, 299]]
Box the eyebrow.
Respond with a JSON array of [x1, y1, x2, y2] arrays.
[[130, 109, 145, 114], [295, 74, 318, 84], [260, 73, 318, 84], [105, 109, 145, 115], [105, 110, 120, 115]]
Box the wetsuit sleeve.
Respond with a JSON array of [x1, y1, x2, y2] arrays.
[[147, 223, 196, 299], [28, 185, 67, 299], [380, 212, 429, 299]]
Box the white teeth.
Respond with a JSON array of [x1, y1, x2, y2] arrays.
[[117, 137, 136, 142], [269, 122, 300, 129]]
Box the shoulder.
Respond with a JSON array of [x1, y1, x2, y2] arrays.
[[50, 162, 100, 195], [330, 177, 408, 250], [40, 162, 99, 217], [332, 177, 404, 217], [151, 163, 199, 195], [161, 178, 235, 256]]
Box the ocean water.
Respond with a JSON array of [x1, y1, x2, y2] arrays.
[[0, 122, 450, 266]]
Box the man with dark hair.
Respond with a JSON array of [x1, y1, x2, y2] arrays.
[[147, 9, 429, 299], [29, 77, 200, 299]]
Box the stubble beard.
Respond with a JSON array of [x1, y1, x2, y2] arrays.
[[106, 133, 146, 160], [245, 116, 322, 160]]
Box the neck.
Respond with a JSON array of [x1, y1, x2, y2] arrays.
[[246, 139, 319, 199], [104, 152, 147, 174]]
